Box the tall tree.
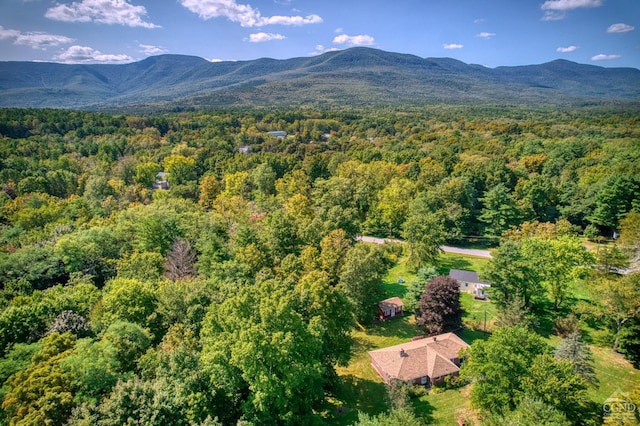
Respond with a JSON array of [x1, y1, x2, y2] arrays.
[[404, 266, 439, 313], [415, 276, 462, 335], [402, 207, 446, 272], [521, 354, 593, 425], [483, 396, 570, 426], [2, 332, 76, 426], [521, 235, 593, 310], [200, 279, 325, 425], [478, 183, 521, 239], [461, 326, 549, 414], [589, 273, 640, 352], [337, 243, 388, 324], [555, 331, 597, 385], [485, 239, 541, 308]]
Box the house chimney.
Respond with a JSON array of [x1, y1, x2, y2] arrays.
[[399, 348, 406, 357], [433, 336, 437, 342]]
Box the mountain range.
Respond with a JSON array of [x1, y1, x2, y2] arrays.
[[1, 47, 639, 110]]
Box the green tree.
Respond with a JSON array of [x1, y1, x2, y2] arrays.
[[404, 266, 438, 313], [92, 278, 159, 334], [200, 279, 325, 425], [478, 183, 521, 239], [589, 273, 640, 352], [521, 354, 593, 425], [319, 229, 352, 284], [354, 408, 424, 426], [101, 321, 152, 372], [483, 396, 570, 426], [54, 226, 121, 285], [251, 163, 277, 195], [338, 243, 388, 324], [521, 235, 593, 310], [461, 326, 548, 414], [135, 161, 162, 187], [402, 207, 446, 272], [116, 251, 165, 281], [485, 240, 541, 308], [294, 271, 354, 370], [555, 331, 597, 385], [370, 178, 416, 237], [163, 155, 196, 185], [60, 337, 121, 403], [2, 332, 76, 426], [589, 175, 640, 230]]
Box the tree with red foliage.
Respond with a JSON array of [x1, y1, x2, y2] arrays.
[[415, 276, 462, 335]]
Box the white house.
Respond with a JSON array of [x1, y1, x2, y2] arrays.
[[449, 269, 490, 299]]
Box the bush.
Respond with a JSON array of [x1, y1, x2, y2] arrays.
[[554, 313, 581, 338]]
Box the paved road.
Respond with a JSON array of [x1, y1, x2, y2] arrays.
[[355, 236, 493, 259]]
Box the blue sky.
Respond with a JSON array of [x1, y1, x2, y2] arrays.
[[0, 0, 638, 68]]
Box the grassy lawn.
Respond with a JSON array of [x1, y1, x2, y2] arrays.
[[326, 252, 640, 425], [437, 252, 490, 278], [324, 253, 492, 425], [589, 346, 640, 404]]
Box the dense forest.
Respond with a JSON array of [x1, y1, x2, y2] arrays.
[[0, 106, 639, 425]]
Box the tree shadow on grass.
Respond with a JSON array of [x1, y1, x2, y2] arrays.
[[457, 327, 491, 345], [437, 256, 473, 275], [412, 395, 435, 425], [324, 374, 388, 425], [365, 317, 422, 339], [382, 281, 407, 299]]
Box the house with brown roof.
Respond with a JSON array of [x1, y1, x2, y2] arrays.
[[369, 332, 470, 386], [378, 297, 404, 320]]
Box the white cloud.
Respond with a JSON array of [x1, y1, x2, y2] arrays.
[[335, 27, 344, 33], [607, 23, 635, 33], [0, 25, 74, 49], [311, 44, 340, 55], [139, 44, 167, 55], [54, 45, 134, 63], [591, 53, 621, 61], [556, 45, 578, 52], [541, 0, 602, 20], [45, 0, 159, 28], [443, 43, 464, 49], [209, 58, 236, 62], [179, 0, 322, 27], [474, 18, 486, 24], [247, 32, 285, 42], [541, 0, 602, 11], [333, 34, 375, 46], [476, 32, 495, 39]]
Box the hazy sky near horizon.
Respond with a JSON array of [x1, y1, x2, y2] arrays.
[[0, 0, 638, 68]]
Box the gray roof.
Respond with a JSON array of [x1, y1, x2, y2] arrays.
[[449, 269, 480, 283]]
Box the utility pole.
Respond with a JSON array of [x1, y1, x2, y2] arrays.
[[484, 309, 487, 337]]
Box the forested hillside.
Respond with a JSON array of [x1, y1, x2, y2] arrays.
[[0, 106, 639, 425], [1, 48, 640, 109]]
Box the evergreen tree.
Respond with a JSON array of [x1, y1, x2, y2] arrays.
[[555, 331, 597, 385]]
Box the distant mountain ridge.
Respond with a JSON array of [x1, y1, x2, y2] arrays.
[[0, 47, 639, 109]]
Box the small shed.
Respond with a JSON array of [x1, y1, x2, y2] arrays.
[[379, 297, 404, 320]]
